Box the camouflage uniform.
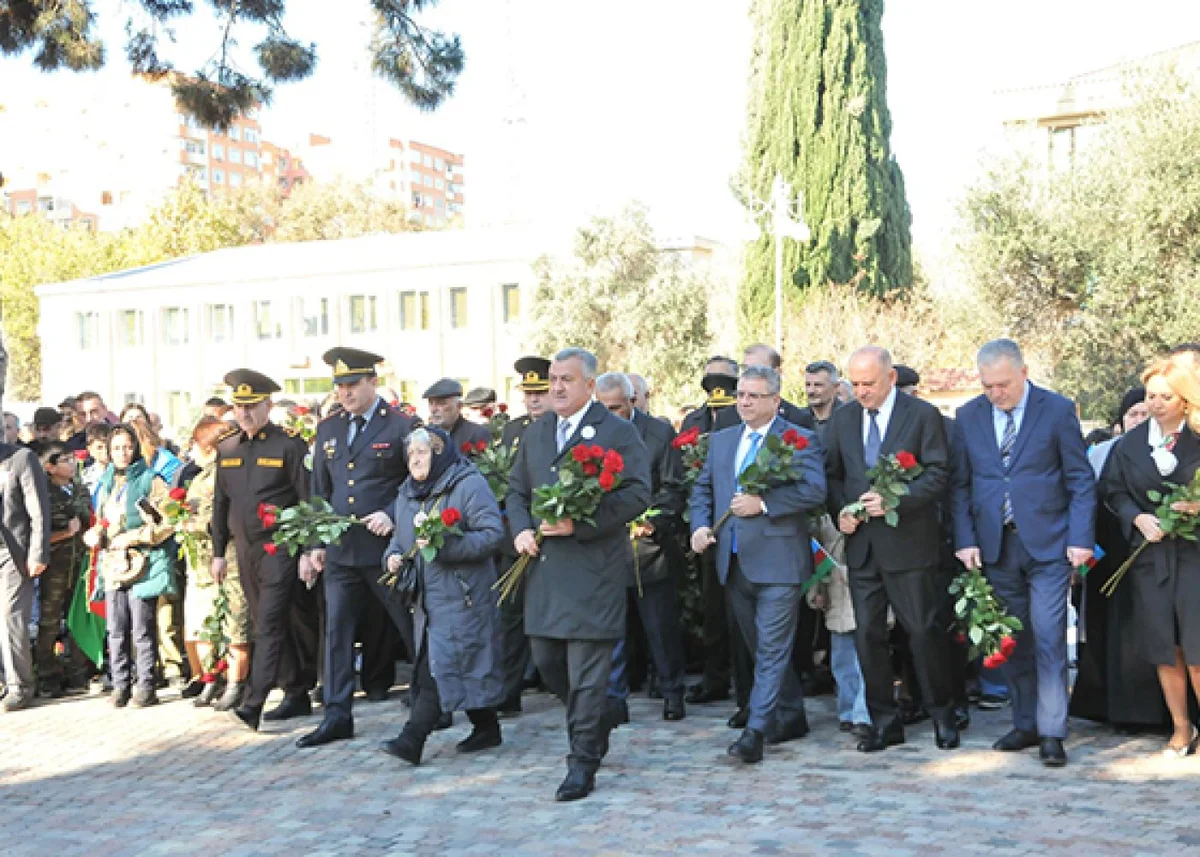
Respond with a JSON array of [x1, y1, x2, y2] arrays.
[[36, 480, 90, 692], [183, 461, 250, 645]]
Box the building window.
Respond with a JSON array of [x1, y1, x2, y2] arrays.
[[244, 151, 258, 168], [116, 310, 143, 348], [435, 157, 445, 171], [230, 173, 242, 187], [15, 200, 32, 215], [294, 296, 329, 338], [101, 191, 113, 205], [254, 301, 282, 340], [206, 304, 235, 343], [423, 174, 433, 187], [423, 154, 433, 167], [161, 307, 189, 345], [228, 148, 242, 164], [243, 128, 259, 144], [449, 287, 468, 329], [213, 144, 225, 161], [228, 126, 240, 141], [284, 378, 334, 395], [434, 178, 444, 190], [165, 392, 192, 433], [185, 139, 206, 156], [398, 290, 431, 331], [75, 312, 100, 350], [502, 283, 520, 323], [212, 169, 225, 184], [349, 295, 378, 334]]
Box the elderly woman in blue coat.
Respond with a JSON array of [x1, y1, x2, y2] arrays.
[[380, 426, 506, 765]]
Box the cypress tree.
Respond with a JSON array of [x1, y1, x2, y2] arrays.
[[740, 0, 913, 335]]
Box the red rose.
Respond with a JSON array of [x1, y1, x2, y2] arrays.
[[257, 503, 277, 521], [73, 449, 89, 462], [169, 487, 187, 501], [200, 672, 216, 684], [690, 460, 702, 469], [1000, 635, 1017, 656], [782, 428, 800, 445], [954, 631, 967, 645], [99, 518, 110, 529], [982, 654, 999, 670], [214, 658, 228, 673], [498, 403, 509, 414], [598, 470, 616, 492], [482, 406, 495, 419], [572, 445, 592, 463], [262, 512, 277, 528], [602, 449, 625, 474], [476, 440, 488, 453], [895, 451, 918, 470], [589, 444, 604, 459], [263, 542, 279, 556], [461, 442, 474, 454], [582, 462, 600, 476], [441, 507, 462, 527]]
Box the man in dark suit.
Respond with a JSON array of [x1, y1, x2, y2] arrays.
[[496, 356, 552, 716], [297, 348, 420, 748], [507, 348, 651, 802], [0, 440, 51, 711], [951, 338, 1095, 767], [424, 378, 491, 452], [824, 346, 960, 753], [691, 365, 826, 762], [595, 372, 688, 723], [213, 370, 320, 732]]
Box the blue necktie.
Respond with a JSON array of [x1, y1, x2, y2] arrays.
[[1000, 409, 1016, 525], [348, 415, 366, 450], [731, 432, 763, 554], [864, 410, 881, 468]]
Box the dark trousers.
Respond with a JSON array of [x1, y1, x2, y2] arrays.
[[531, 635, 615, 772], [726, 557, 806, 734], [107, 588, 158, 693], [238, 545, 320, 710], [404, 637, 497, 741], [359, 589, 401, 693], [849, 556, 952, 729], [610, 579, 686, 699], [989, 529, 1071, 738], [323, 560, 415, 722], [699, 550, 753, 703], [498, 553, 531, 702]]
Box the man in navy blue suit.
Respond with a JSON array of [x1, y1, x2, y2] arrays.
[[951, 339, 1095, 767], [690, 365, 826, 763]]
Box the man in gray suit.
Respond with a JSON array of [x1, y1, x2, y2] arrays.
[[507, 347, 651, 802], [691, 364, 827, 763], [0, 440, 52, 711]]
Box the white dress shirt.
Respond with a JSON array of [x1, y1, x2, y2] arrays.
[[861, 386, 898, 446], [556, 400, 592, 449]]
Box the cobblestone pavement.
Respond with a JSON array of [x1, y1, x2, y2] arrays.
[[2, 681, 1198, 857]]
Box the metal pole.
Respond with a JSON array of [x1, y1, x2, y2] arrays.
[[774, 220, 783, 353]]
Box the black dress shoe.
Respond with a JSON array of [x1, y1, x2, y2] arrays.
[[728, 728, 764, 763], [456, 725, 502, 753], [180, 678, 206, 699], [663, 695, 685, 721], [766, 715, 810, 745], [993, 728, 1039, 752], [727, 706, 749, 729], [496, 694, 522, 718], [365, 688, 389, 703], [262, 693, 312, 721], [857, 722, 905, 753], [230, 705, 262, 732], [380, 731, 423, 766], [686, 683, 730, 705], [555, 767, 596, 801], [433, 711, 453, 731], [934, 717, 961, 750], [1040, 737, 1067, 767], [296, 717, 354, 748]]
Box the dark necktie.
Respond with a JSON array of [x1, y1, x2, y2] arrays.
[[864, 409, 882, 468], [1000, 409, 1016, 524], [350, 415, 367, 450]]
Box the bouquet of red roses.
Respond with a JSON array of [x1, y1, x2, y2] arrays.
[[709, 428, 810, 536], [949, 567, 1023, 667], [378, 505, 465, 590], [672, 427, 708, 523], [494, 444, 625, 604], [197, 582, 231, 684], [161, 486, 203, 572], [264, 498, 365, 557], [475, 441, 518, 503], [842, 450, 922, 527]]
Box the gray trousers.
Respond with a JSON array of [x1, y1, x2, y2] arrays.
[[530, 636, 615, 773], [726, 557, 806, 734], [107, 588, 158, 693], [0, 552, 34, 693]]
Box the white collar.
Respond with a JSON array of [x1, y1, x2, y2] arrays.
[[1148, 418, 1185, 449]]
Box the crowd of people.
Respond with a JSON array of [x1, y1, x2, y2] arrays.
[[2, 338, 1200, 802]]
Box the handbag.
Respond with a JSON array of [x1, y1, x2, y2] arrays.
[[387, 552, 421, 608], [99, 547, 147, 588]]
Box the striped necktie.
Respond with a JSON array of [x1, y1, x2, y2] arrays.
[[1000, 409, 1016, 525]]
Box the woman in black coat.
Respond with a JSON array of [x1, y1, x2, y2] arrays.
[[1101, 359, 1200, 756]]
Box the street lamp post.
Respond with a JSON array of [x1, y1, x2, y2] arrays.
[[742, 173, 810, 353]]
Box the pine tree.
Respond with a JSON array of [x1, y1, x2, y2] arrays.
[[740, 0, 913, 335]]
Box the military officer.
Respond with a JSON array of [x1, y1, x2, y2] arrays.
[[212, 370, 320, 732], [496, 356, 551, 715], [296, 348, 420, 748], [423, 378, 491, 452]]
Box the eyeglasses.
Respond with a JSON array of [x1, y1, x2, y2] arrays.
[[736, 391, 775, 401]]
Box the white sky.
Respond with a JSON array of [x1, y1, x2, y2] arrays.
[[3, 0, 1200, 262]]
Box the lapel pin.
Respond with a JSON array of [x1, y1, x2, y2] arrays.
[[581, 426, 596, 440]]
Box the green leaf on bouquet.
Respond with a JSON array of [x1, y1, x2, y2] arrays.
[[969, 626, 983, 645], [420, 545, 437, 562], [884, 510, 899, 527]]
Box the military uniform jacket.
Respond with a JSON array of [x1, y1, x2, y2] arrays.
[[449, 416, 491, 454], [630, 409, 686, 587], [311, 401, 418, 566], [506, 401, 651, 640], [498, 413, 537, 560], [212, 422, 310, 558]]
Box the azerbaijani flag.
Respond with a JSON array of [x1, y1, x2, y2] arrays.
[[1076, 544, 1106, 577], [67, 553, 106, 666], [801, 538, 838, 594]]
